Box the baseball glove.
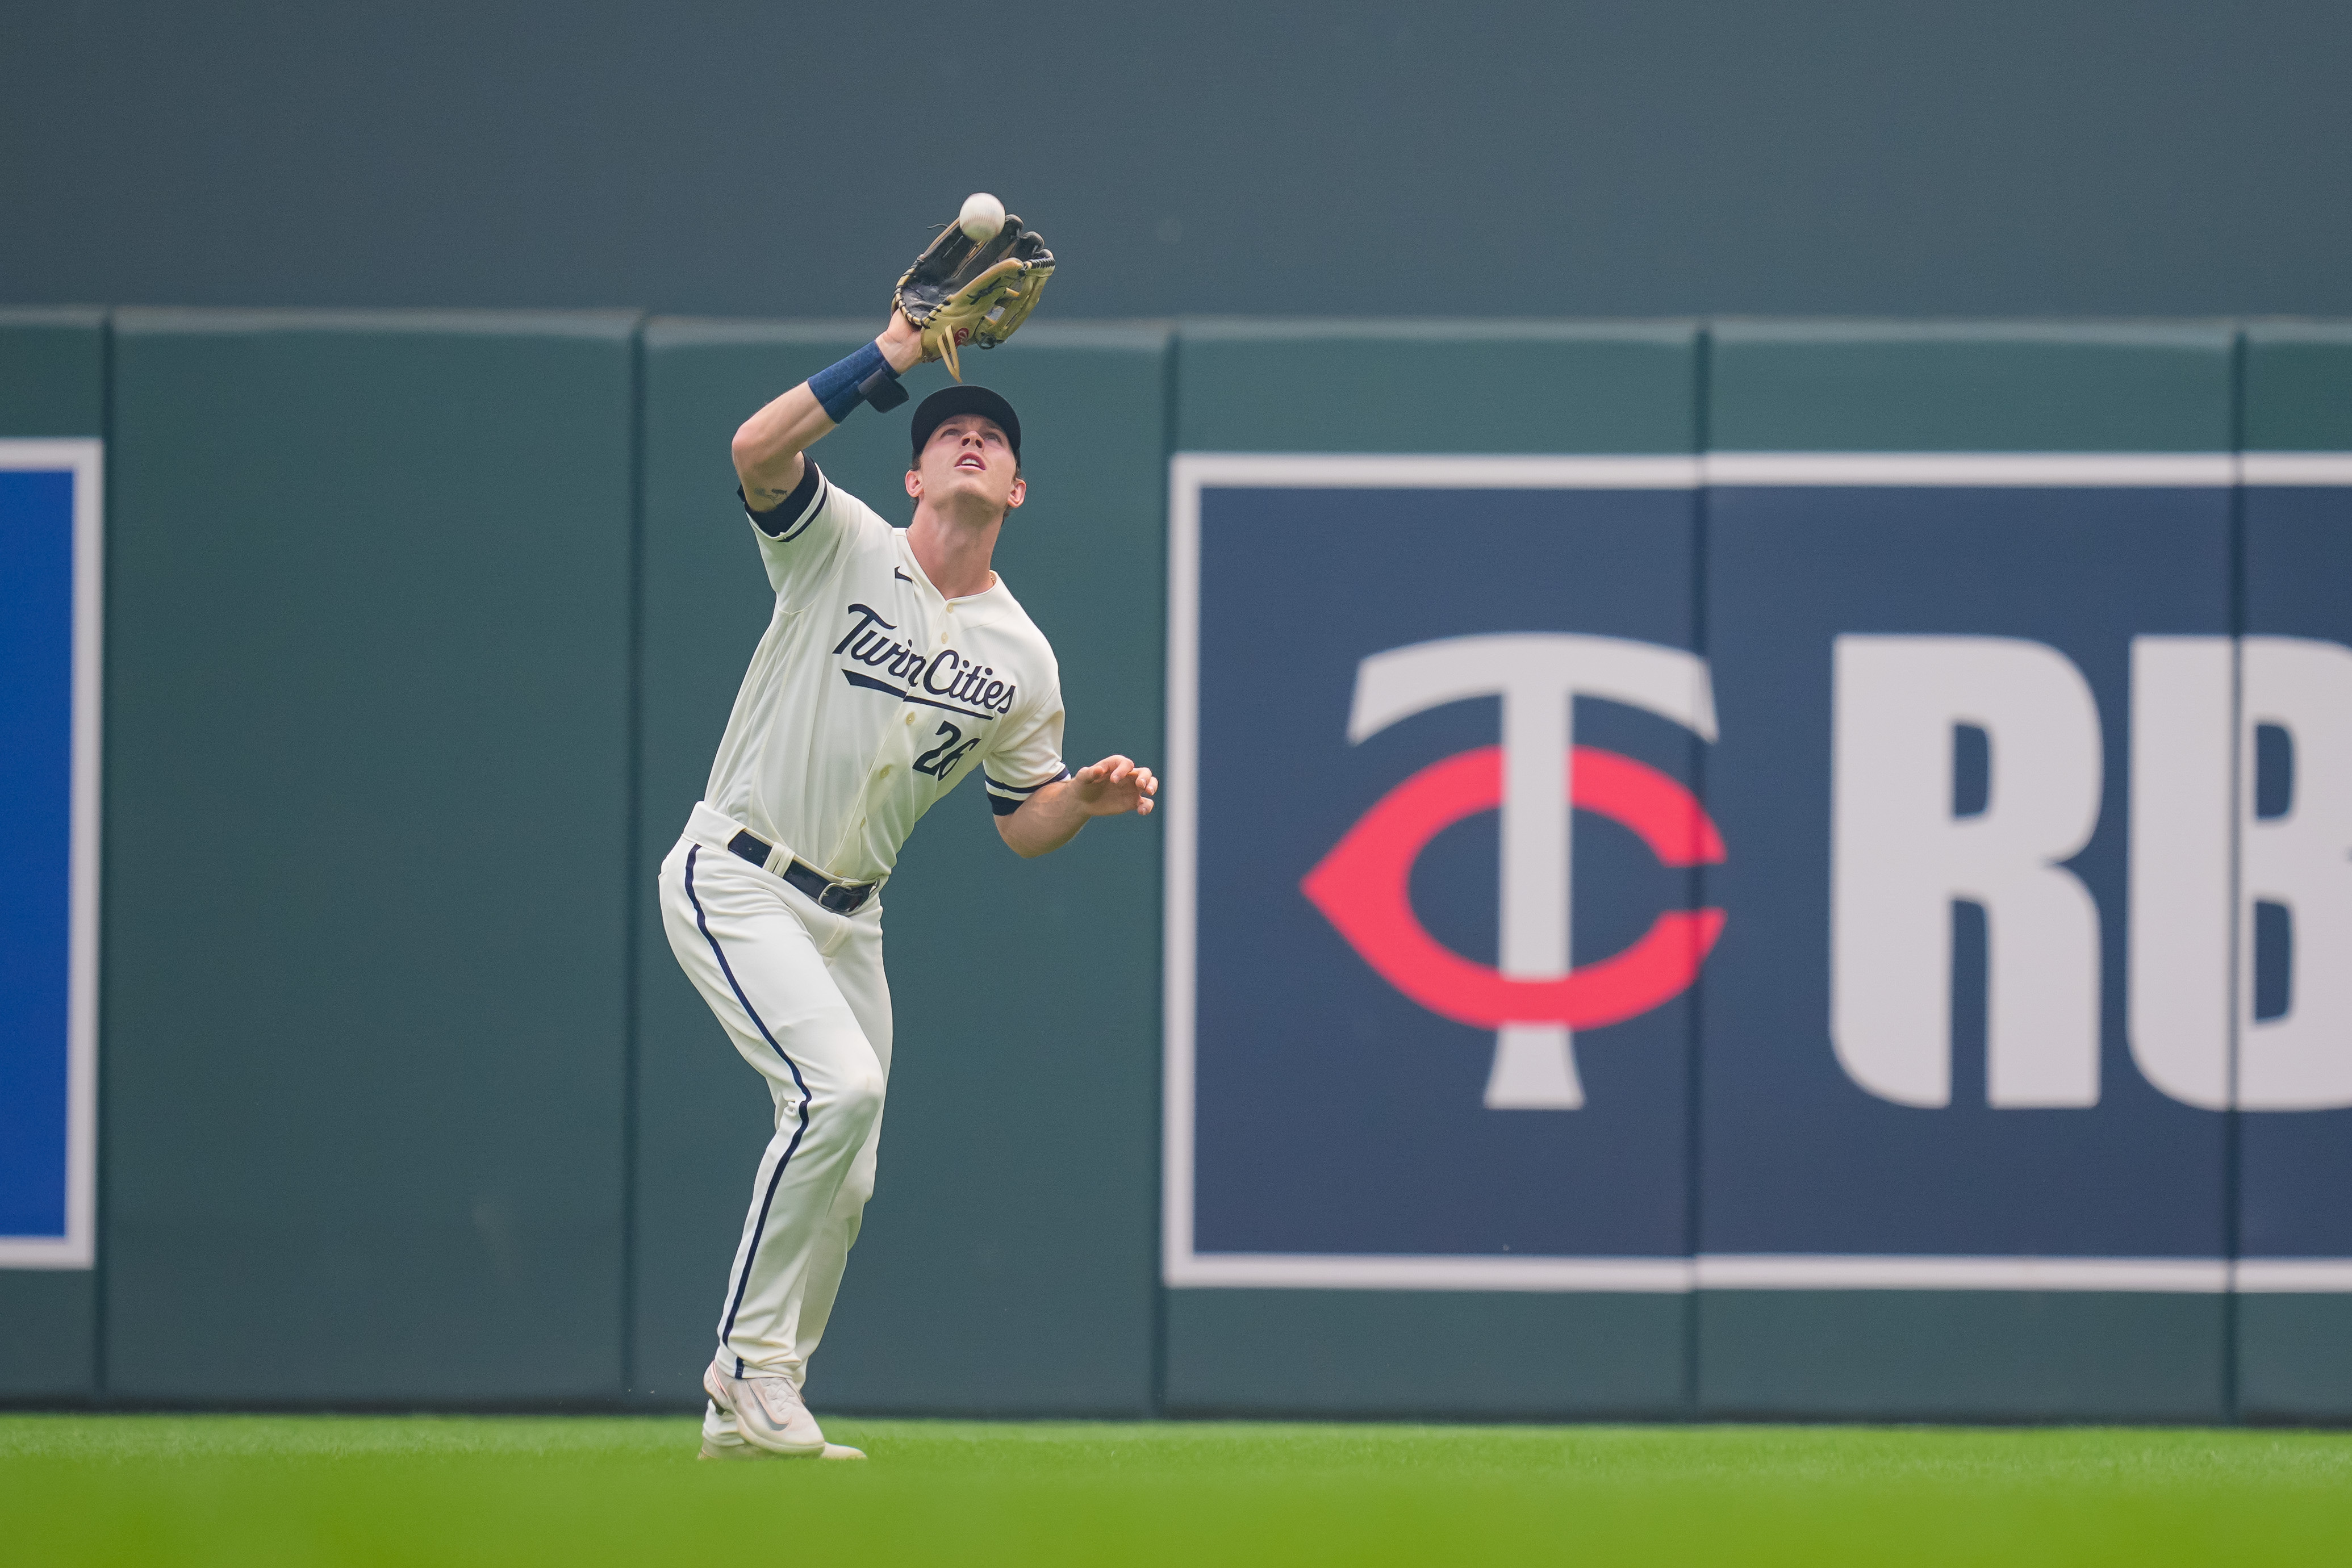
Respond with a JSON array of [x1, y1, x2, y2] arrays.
[[893, 216, 1055, 381]]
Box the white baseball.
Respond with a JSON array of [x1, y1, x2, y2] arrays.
[[958, 192, 1006, 244]]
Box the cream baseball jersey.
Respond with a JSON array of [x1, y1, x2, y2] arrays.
[[701, 459, 1068, 885]]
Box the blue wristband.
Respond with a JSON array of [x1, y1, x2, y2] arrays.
[[808, 340, 901, 423]]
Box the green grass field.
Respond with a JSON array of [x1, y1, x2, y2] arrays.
[[5, 1415, 2351, 1565]]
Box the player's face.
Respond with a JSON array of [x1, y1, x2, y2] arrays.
[[909, 416, 1024, 516]]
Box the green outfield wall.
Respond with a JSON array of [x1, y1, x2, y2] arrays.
[[3, 312, 2349, 1423]]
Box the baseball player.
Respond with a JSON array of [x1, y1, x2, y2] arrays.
[[659, 270, 1154, 1461]]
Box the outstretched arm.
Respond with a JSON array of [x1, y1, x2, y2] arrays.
[[996, 755, 1158, 859], [731, 309, 925, 509]]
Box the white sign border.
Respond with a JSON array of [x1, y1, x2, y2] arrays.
[[0, 439, 103, 1270], [1164, 449, 2352, 1294]]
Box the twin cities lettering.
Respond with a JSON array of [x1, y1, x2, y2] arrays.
[[832, 602, 1017, 716]]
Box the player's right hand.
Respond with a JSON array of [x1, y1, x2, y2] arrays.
[[879, 307, 925, 375]]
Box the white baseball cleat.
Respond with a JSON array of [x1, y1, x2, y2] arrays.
[[697, 1433, 866, 1461], [697, 1433, 767, 1461], [703, 1356, 834, 1457]]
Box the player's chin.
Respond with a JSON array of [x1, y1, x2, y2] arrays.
[[938, 473, 1011, 508]]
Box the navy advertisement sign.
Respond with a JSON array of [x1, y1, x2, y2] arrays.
[[1167, 451, 2352, 1294], [1, 441, 101, 1269]]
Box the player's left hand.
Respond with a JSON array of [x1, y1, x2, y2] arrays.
[[1071, 755, 1158, 817]]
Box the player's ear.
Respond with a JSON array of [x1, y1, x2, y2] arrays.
[[905, 467, 922, 500], [1005, 476, 1026, 510]]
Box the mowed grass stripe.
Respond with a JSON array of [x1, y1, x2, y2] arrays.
[[4, 1416, 2351, 1566]]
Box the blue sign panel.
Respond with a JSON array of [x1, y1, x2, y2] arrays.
[[1, 442, 100, 1268], [1167, 457, 1705, 1289], [1698, 463, 2233, 1282]]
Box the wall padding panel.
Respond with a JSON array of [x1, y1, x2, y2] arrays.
[[2234, 323, 2352, 1423], [1698, 322, 2235, 1421], [1163, 321, 1701, 1419], [102, 310, 636, 1402], [0, 307, 105, 1400], [632, 321, 1166, 1415]]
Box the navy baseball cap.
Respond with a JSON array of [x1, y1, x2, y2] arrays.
[[910, 384, 1021, 466]]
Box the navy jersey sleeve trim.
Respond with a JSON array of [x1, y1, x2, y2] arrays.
[[984, 764, 1071, 814], [741, 459, 825, 541]]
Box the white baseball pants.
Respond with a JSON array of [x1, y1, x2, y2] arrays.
[[659, 802, 891, 1417]]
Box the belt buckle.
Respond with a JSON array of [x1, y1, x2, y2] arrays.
[[821, 881, 865, 914]]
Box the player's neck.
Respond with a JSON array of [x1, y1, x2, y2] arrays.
[[907, 503, 1002, 600]]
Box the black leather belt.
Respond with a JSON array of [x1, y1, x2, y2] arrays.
[[727, 829, 878, 914]]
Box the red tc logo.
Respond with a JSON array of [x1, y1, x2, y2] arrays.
[[1301, 635, 1726, 1110]]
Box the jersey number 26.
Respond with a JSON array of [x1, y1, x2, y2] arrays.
[[913, 720, 981, 780]]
